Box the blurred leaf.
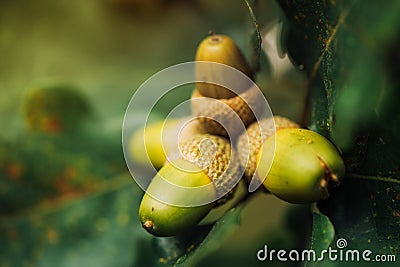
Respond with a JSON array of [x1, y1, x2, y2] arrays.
[[278, 0, 400, 261], [0, 174, 147, 267], [0, 129, 126, 214], [174, 205, 244, 267]]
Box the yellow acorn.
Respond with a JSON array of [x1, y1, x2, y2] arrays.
[[128, 118, 204, 169]]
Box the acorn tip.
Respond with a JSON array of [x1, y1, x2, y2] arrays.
[[143, 220, 154, 230]]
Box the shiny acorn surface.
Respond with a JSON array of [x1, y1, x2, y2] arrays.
[[139, 158, 215, 237], [195, 34, 252, 99], [257, 128, 345, 204]]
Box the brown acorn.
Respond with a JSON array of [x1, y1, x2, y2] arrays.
[[195, 34, 252, 99]]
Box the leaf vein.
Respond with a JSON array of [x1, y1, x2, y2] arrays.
[[309, 6, 351, 83]]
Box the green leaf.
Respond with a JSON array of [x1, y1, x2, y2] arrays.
[[144, 205, 244, 267], [244, 0, 262, 73], [0, 174, 148, 267], [0, 131, 126, 215], [304, 213, 335, 267], [278, 0, 345, 136], [330, 178, 400, 248], [318, 179, 400, 267], [278, 0, 400, 262], [309, 213, 335, 255], [151, 225, 213, 266], [174, 205, 244, 267]]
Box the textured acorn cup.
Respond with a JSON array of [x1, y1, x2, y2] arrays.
[[129, 118, 205, 169], [257, 128, 345, 204], [195, 34, 252, 99], [139, 134, 241, 237], [191, 84, 264, 137], [237, 116, 299, 181]]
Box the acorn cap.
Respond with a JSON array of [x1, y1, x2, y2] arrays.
[[191, 84, 265, 138], [195, 34, 252, 99], [257, 128, 345, 204], [178, 134, 241, 201], [237, 116, 299, 181]]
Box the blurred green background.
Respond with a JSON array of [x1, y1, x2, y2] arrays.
[[0, 0, 308, 266]]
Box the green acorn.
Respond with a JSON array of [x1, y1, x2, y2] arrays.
[[139, 134, 241, 237], [195, 34, 252, 99], [237, 116, 345, 203], [139, 158, 215, 237], [257, 128, 345, 204], [237, 116, 299, 181]]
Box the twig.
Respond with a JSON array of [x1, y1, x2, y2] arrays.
[[347, 173, 400, 185]]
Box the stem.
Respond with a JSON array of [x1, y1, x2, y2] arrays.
[[347, 173, 400, 185], [229, 186, 257, 208], [237, 189, 258, 205]]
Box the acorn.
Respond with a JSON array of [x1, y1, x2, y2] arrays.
[[192, 34, 263, 137], [139, 134, 242, 237], [237, 116, 299, 181], [139, 158, 215, 237], [257, 128, 345, 204], [22, 85, 90, 134], [195, 34, 252, 99], [128, 118, 204, 169]]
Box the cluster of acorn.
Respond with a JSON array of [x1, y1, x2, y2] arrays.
[[130, 34, 345, 237]]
